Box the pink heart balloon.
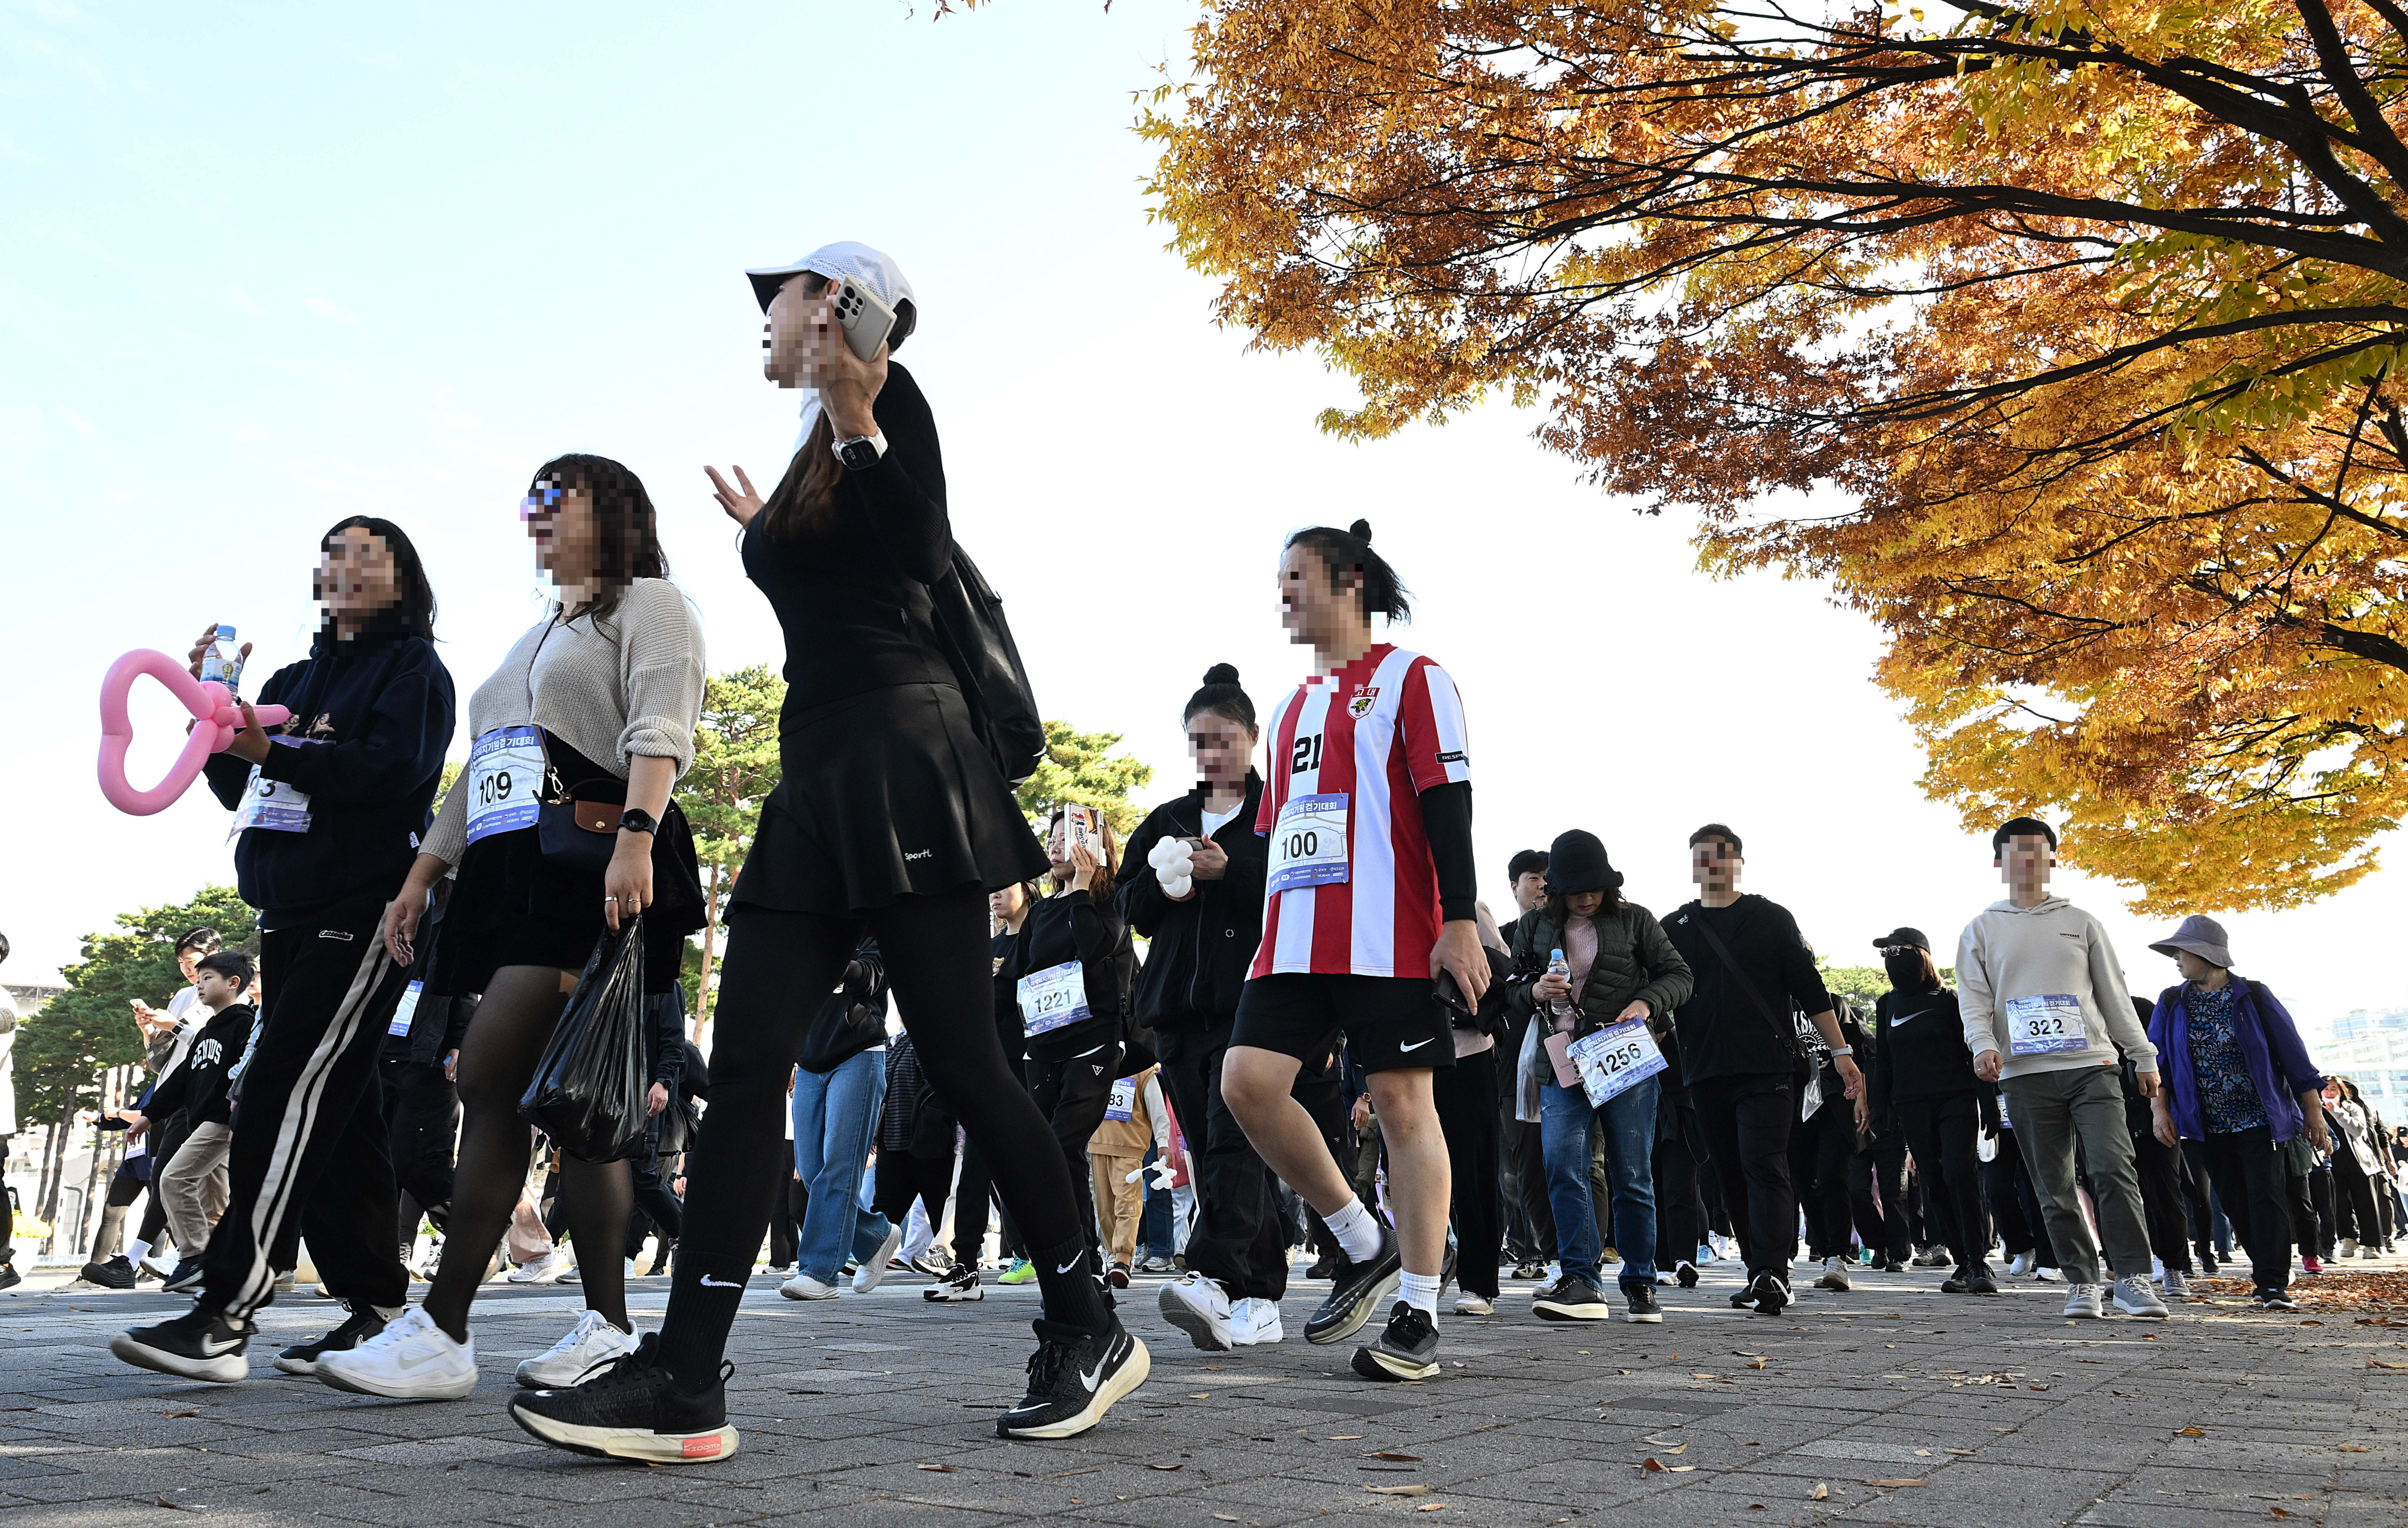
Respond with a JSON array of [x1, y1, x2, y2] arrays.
[[98, 650, 294, 816]]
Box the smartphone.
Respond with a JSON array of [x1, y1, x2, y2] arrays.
[[831, 278, 898, 363], [1064, 803, 1106, 862]]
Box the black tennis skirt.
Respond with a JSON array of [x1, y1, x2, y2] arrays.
[[730, 682, 1047, 918]]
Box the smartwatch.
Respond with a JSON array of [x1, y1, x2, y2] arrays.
[[618, 807, 660, 837], [834, 429, 887, 472], [1828, 1045, 1855, 1058]]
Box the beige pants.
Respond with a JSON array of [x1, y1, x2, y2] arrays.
[[1091, 1152, 1145, 1269], [158, 1122, 232, 1260]]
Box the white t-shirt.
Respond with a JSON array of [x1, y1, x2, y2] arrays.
[[1200, 801, 1242, 840]]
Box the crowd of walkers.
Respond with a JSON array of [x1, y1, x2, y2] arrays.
[[67, 239, 2408, 1468]]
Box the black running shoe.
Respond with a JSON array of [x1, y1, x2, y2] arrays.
[[1940, 1272, 1969, 1294], [1966, 1267, 2000, 1295], [162, 1259, 206, 1295], [1350, 1302, 1439, 1382], [1303, 1221, 1401, 1346], [110, 1305, 250, 1384], [1746, 1271, 1790, 1316], [509, 1335, 738, 1464], [1532, 1276, 1614, 1322], [1674, 1261, 1699, 1289], [1624, 1284, 1663, 1324], [1305, 1254, 1340, 1281], [275, 1304, 387, 1376], [996, 1317, 1150, 1439], [79, 1255, 136, 1290], [2254, 1287, 2299, 1312], [0, 1255, 20, 1291], [1512, 1260, 1548, 1281], [924, 1264, 984, 1302]]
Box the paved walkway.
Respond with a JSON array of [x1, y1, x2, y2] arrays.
[[4, 1261, 2404, 1528]]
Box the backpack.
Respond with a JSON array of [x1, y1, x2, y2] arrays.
[[927, 545, 1044, 786]]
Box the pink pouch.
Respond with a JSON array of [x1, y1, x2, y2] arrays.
[[1543, 1031, 1583, 1090]]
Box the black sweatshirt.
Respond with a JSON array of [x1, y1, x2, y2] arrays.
[[144, 1003, 256, 1128], [1004, 886, 1131, 1061], [202, 630, 455, 928], [1118, 773, 1268, 1031], [1660, 894, 1834, 1085], [742, 363, 957, 716], [1867, 986, 1982, 1123]]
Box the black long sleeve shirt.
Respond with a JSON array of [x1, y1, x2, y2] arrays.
[[1004, 886, 1130, 1061], [1660, 894, 1834, 1085]]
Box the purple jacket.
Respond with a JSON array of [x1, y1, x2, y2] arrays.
[[2147, 977, 2324, 1144]]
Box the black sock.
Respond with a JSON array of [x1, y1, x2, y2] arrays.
[[656, 1257, 746, 1390], [1030, 1237, 1112, 1335]]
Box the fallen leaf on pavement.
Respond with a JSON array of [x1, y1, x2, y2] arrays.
[[2368, 1360, 2408, 1370], [1664, 1444, 1687, 1455], [917, 1464, 956, 1472], [164, 1409, 198, 1418], [1810, 1482, 1829, 1500], [1365, 1484, 1429, 1495], [1867, 1479, 1928, 1488], [1370, 1452, 1423, 1461], [1415, 1504, 1445, 1512], [2176, 1427, 2206, 1436], [2337, 1444, 2369, 1452], [1147, 1463, 1182, 1471], [1640, 1458, 1667, 1472]]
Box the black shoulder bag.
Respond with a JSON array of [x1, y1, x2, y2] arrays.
[[926, 545, 1045, 786], [1686, 908, 1813, 1089]]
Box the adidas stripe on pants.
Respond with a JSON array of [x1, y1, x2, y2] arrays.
[[199, 902, 414, 1322]]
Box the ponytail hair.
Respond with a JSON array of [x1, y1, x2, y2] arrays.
[[1285, 519, 1410, 623], [1184, 663, 1256, 730]]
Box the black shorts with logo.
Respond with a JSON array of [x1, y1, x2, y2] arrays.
[[1232, 974, 1454, 1073]]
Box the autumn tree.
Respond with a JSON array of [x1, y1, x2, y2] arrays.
[[675, 666, 784, 1033], [1017, 720, 1156, 837], [969, 0, 2408, 912]]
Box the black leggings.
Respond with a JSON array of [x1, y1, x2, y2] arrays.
[[1897, 1094, 1988, 1272], [658, 889, 1097, 1383]]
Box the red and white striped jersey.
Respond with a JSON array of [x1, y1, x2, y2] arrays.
[[1251, 644, 1472, 979]]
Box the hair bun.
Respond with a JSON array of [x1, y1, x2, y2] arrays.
[[1201, 663, 1241, 686], [1348, 518, 1374, 542]]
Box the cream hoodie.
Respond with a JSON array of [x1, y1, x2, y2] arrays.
[[1956, 895, 2156, 1079]]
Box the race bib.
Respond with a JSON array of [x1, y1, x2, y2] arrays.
[[387, 980, 424, 1039], [1268, 792, 1349, 895], [229, 737, 323, 837], [1569, 1019, 1668, 1109], [465, 725, 545, 846], [1105, 1075, 1138, 1122], [1017, 960, 1093, 1037], [2005, 993, 2088, 1056]]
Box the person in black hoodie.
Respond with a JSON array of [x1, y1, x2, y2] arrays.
[[113, 517, 455, 1385], [1867, 928, 1996, 1293], [1120, 665, 1286, 1352], [141, 951, 259, 1289]]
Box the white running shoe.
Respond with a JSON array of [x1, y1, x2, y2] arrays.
[[2061, 1282, 2105, 1319], [515, 1308, 639, 1389], [508, 1247, 576, 1286], [2111, 1275, 2169, 1318], [854, 1224, 905, 1294], [1452, 1292, 1494, 1316], [762, 1263, 796, 1279], [314, 1307, 477, 1400], [1232, 1296, 1286, 1345], [2007, 1251, 2036, 1278], [2032, 1266, 2062, 1282], [781, 1272, 840, 1300], [1158, 1272, 1235, 1352]]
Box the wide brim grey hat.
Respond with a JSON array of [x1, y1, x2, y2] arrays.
[[744, 240, 918, 351], [2149, 913, 2233, 970]]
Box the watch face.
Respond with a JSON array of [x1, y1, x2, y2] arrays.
[[839, 440, 877, 470]]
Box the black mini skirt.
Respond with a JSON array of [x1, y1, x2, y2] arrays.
[[730, 682, 1047, 918]]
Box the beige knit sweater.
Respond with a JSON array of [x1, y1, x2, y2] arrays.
[[422, 578, 706, 865]]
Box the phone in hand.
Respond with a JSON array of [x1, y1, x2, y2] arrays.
[[831, 278, 898, 363]]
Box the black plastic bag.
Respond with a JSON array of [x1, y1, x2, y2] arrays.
[[519, 918, 651, 1163]]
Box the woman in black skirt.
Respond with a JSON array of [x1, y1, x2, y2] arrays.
[[511, 241, 1150, 1462]]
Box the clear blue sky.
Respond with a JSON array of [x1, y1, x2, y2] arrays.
[[5, 0, 2398, 1033]]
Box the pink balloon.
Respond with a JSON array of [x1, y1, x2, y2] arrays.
[[98, 650, 294, 816]]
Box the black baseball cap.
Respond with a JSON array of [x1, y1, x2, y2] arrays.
[[1872, 927, 1929, 952]]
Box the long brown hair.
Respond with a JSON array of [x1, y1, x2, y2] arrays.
[[758, 414, 845, 539], [1048, 808, 1122, 890]]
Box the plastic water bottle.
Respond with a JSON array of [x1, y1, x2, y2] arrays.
[[199, 624, 243, 699], [1547, 948, 1574, 1022]]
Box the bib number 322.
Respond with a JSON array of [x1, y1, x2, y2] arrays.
[[2005, 993, 2088, 1056]]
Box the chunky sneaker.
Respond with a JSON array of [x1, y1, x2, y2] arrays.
[[1814, 1255, 1852, 1292], [1674, 1261, 1699, 1289], [2111, 1275, 2170, 1318], [1158, 1273, 1237, 1352], [2340, 1238, 2362, 1259], [1512, 1260, 1548, 1281], [996, 1317, 1150, 1439], [1915, 1246, 1949, 1268], [1451, 1293, 1494, 1317], [1532, 1276, 1614, 1321], [161, 1259, 207, 1295], [275, 1305, 388, 1376], [1746, 1271, 1791, 1316], [908, 1249, 953, 1278], [925, 1265, 983, 1302], [780, 1272, 839, 1301], [509, 1247, 575, 1286], [999, 1258, 1037, 1286], [2302, 1255, 2326, 1275], [1108, 1261, 1133, 1289], [1624, 1285, 1663, 1324], [111, 1305, 250, 1383], [518, 1308, 639, 1389], [2255, 1287, 2300, 1312], [852, 1224, 905, 1294], [2031, 1264, 2061, 1282], [0, 1258, 19, 1291], [138, 1251, 179, 1282], [2007, 1251, 2036, 1278], [511, 1335, 737, 1464], [314, 1306, 477, 1400], [1350, 1302, 1440, 1382], [1303, 1223, 1401, 1346], [2061, 1282, 2105, 1319], [1231, 1296, 1285, 1344], [2162, 1269, 2192, 1300], [1881, 1257, 1910, 1273], [78, 1255, 137, 1290], [1940, 1271, 1969, 1294], [1966, 1266, 2001, 1295]]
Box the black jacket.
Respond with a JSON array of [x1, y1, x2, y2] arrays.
[[1117, 774, 1268, 1033], [202, 631, 455, 927], [1660, 895, 1834, 1085], [1868, 986, 1982, 1124], [1004, 886, 1132, 1060], [144, 1004, 256, 1128]]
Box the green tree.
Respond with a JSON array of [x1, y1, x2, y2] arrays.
[[1819, 962, 1956, 1008], [674, 666, 785, 1033], [1016, 720, 1154, 838]]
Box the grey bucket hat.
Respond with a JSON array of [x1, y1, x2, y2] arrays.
[[2149, 914, 2233, 970]]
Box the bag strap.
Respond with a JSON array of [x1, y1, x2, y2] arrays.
[[1686, 905, 1802, 1061]]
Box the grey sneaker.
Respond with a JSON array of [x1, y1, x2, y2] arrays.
[[2161, 1268, 2191, 1300], [2112, 1275, 2169, 1318], [2062, 1282, 2105, 1318], [1813, 1255, 1852, 1292]]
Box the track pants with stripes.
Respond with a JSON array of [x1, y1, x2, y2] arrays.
[[200, 901, 414, 1323]]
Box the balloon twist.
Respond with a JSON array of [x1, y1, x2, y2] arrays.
[[98, 650, 294, 816]]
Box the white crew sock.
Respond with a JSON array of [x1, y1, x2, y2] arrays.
[[1323, 1198, 1383, 1263], [1398, 1270, 1442, 1318], [126, 1239, 152, 1269]]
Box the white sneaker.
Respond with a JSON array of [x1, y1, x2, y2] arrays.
[[2150, 1255, 2167, 1284], [762, 1263, 796, 1279], [1158, 1272, 1235, 1352], [1451, 1293, 1494, 1317], [138, 1252, 180, 1281], [2111, 1275, 2169, 1318], [2062, 1282, 2104, 1319], [1814, 1255, 1852, 1292], [1231, 1296, 1285, 1345], [314, 1307, 477, 1400], [2007, 1252, 2036, 1278], [508, 1247, 575, 1286], [780, 1272, 839, 1300], [515, 1308, 638, 1389], [853, 1223, 905, 1294]]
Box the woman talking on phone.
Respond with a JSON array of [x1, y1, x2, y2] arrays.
[[315, 456, 708, 1402], [511, 243, 1149, 1463]]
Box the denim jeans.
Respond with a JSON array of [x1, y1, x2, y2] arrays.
[[790, 1046, 893, 1284], [1539, 1073, 1659, 1292]]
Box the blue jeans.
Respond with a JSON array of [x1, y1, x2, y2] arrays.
[[1539, 1074, 1659, 1293], [790, 1047, 892, 1284]]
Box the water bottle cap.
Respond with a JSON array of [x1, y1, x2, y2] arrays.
[[1551, 948, 1564, 960], [216, 624, 237, 640]]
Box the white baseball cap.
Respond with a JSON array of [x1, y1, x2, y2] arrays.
[[743, 240, 918, 352]]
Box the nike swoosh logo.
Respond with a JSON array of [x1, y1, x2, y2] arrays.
[[1398, 1038, 1434, 1052], [1057, 1259, 1082, 1274], [1077, 1338, 1120, 1392], [201, 1338, 240, 1356], [699, 1275, 742, 1288]]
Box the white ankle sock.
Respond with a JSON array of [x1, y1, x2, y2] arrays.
[[1398, 1271, 1441, 1317], [126, 1239, 151, 1268], [1324, 1199, 1383, 1262]]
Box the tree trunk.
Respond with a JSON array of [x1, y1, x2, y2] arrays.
[[35, 1121, 63, 1253], [694, 862, 722, 1042]]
